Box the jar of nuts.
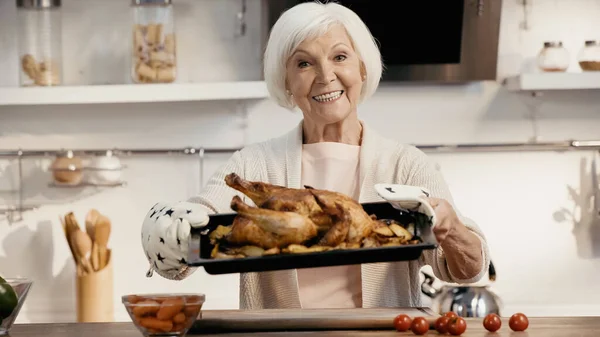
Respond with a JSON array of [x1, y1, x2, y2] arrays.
[[578, 40, 600, 71], [16, 0, 63, 87], [131, 0, 177, 84]]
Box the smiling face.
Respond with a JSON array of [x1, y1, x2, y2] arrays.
[[285, 25, 365, 125]]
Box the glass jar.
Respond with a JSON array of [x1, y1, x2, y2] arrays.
[[49, 150, 83, 186], [578, 40, 600, 71], [86, 150, 123, 185], [131, 0, 177, 84], [536, 41, 570, 72], [16, 0, 62, 86]]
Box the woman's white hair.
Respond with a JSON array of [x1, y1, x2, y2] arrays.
[[263, 1, 383, 110]]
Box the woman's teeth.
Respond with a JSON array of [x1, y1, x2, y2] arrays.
[[313, 90, 343, 102]]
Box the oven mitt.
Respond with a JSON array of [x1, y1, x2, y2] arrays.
[[141, 201, 209, 280], [374, 183, 437, 233]]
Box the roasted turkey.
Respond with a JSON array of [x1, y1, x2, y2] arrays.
[[225, 173, 333, 231], [307, 187, 373, 246], [211, 173, 419, 256], [228, 195, 318, 248]]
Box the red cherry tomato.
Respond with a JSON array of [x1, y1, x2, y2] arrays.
[[447, 317, 467, 336], [410, 316, 429, 335], [483, 313, 502, 332], [509, 313, 529, 331], [434, 316, 450, 334], [444, 311, 458, 319], [393, 314, 412, 332]]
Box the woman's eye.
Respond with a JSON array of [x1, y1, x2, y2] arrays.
[[334, 55, 347, 61], [298, 61, 309, 68]]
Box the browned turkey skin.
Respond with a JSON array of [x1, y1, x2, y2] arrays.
[[225, 172, 333, 232], [209, 173, 419, 257], [223, 173, 374, 248], [228, 195, 318, 248]]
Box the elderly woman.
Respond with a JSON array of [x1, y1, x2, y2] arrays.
[[141, 1, 490, 310]]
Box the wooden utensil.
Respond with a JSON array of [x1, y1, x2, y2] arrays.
[[86, 209, 101, 271], [63, 213, 81, 263], [59, 215, 77, 263], [91, 242, 100, 272], [94, 214, 111, 270], [71, 229, 94, 275], [85, 209, 99, 242]]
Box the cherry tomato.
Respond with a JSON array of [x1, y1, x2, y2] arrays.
[[509, 313, 529, 331], [393, 314, 412, 332], [410, 316, 429, 335], [483, 313, 502, 332], [447, 317, 467, 336], [444, 311, 458, 319], [434, 316, 450, 334]]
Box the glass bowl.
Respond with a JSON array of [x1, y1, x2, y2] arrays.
[[0, 278, 33, 335], [122, 293, 205, 337]]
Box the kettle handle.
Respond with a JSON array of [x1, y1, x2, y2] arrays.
[[420, 271, 438, 298], [488, 260, 496, 281]]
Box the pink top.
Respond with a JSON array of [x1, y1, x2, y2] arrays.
[[297, 142, 363, 308]]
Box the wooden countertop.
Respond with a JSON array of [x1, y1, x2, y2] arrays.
[[7, 317, 600, 337]]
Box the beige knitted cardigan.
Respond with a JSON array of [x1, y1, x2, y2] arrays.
[[186, 120, 490, 309]]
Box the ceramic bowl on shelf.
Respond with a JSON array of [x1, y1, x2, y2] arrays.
[[122, 293, 205, 337], [0, 278, 33, 336]]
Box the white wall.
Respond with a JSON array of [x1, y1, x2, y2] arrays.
[[1, 0, 600, 323]]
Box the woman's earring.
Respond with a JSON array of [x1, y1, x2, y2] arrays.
[[362, 75, 366, 81], [286, 90, 293, 97]]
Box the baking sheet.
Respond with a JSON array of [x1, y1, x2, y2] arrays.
[[187, 201, 437, 275]]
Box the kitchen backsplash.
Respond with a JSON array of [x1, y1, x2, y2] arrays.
[[1, 0, 600, 323]]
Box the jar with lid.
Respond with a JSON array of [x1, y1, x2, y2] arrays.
[[536, 41, 570, 72], [16, 0, 62, 86], [131, 0, 177, 84], [86, 150, 123, 185], [49, 150, 83, 186], [578, 40, 600, 71]]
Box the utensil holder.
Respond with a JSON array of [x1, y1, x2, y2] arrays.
[[75, 250, 114, 322]]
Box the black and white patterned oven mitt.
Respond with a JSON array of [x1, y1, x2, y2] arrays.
[[374, 184, 438, 241], [141, 201, 209, 280]]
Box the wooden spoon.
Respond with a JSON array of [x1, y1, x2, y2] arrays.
[[91, 242, 100, 271], [86, 209, 100, 271], [85, 209, 99, 242], [63, 213, 81, 263], [59, 215, 76, 263], [70, 229, 94, 275], [95, 214, 112, 270]]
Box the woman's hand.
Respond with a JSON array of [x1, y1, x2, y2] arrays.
[[424, 197, 460, 244], [424, 197, 485, 281], [373, 183, 486, 281]]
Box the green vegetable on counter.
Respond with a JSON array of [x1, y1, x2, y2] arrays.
[[0, 276, 18, 324]]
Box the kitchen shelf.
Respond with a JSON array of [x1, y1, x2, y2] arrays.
[[0, 81, 269, 106], [505, 72, 600, 91], [48, 181, 126, 188]]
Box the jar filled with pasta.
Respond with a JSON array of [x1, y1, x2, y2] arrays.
[[16, 0, 63, 86], [131, 0, 177, 83]]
